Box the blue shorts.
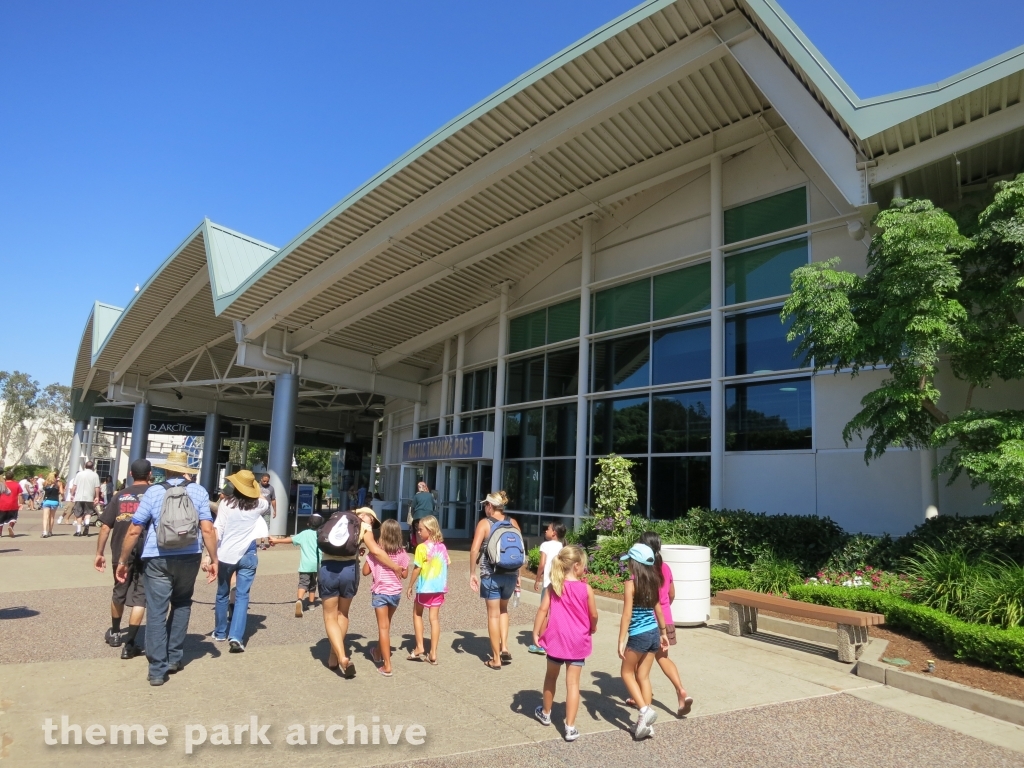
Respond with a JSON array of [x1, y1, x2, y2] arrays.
[[318, 560, 360, 600], [42, 500, 60, 509], [547, 655, 585, 667], [626, 627, 661, 654], [479, 573, 517, 601], [371, 592, 401, 609]]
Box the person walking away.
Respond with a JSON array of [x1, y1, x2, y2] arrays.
[[212, 470, 269, 652], [408, 481, 434, 551], [406, 515, 449, 666], [40, 473, 61, 537], [532, 545, 597, 742], [18, 477, 32, 510], [0, 472, 20, 537], [618, 543, 670, 740], [469, 491, 525, 669], [624, 531, 693, 718], [363, 518, 409, 676], [69, 460, 101, 537], [529, 521, 566, 653], [34, 475, 45, 510], [270, 520, 322, 617], [115, 450, 218, 686], [102, 475, 114, 507], [318, 506, 403, 679], [94, 459, 151, 659]]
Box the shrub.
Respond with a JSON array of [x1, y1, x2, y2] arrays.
[[901, 545, 991, 618], [750, 552, 802, 595], [711, 565, 752, 593], [879, 515, 1024, 568], [823, 534, 895, 573], [527, 546, 540, 573], [789, 584, 1024, 673], [591, 455, 637, 534], [586, 572, 625, 594], [969, 560, 1024, 629], [587, 535, 632, 576]]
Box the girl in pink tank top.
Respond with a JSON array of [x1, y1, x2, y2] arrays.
[[532, 545, 597, 742]]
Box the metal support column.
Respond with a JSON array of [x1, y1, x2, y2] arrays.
[[384, 412, 394, 497], [491, 284, 510, 492], [267, 373, 299, 536], [574, 220, 593, 523], [710, 155, 725, 510], [68, 420, 86, 480], [436, 338, 452, 522], [128, 401, 151, 465], [200, 412, 222, 497], [112, 434, 124, 485], [239, 423, 250, 470], [370, 416, 380, 496], [452, 333, 466, 435]]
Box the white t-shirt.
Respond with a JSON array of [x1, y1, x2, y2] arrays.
[[72, 469, 100, 502], [540, 540, 564, 589], [19, 479, 31, 494], [215, 498, 270, 565]]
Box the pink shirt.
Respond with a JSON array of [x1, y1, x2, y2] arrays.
[[367, 549, 410, 596], [659, 562, 674, 626], [539, 580, 593, 661]]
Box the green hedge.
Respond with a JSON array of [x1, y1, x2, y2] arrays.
[[789, 584, 1024, 674], [711, 565, 752, 593]]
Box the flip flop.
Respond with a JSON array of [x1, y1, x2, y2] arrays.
[[482, 659, 502, 670], [377, 667, 394, 678], [678, 697, 694, 718], [427, 657, 438, 666], [406, 653, 428, 662], [341, 661, 357, 679], [500, 651, 512, 663], [624, 698, 637, 708]]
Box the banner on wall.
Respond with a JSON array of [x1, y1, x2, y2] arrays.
[[401, 432, 494, 463]]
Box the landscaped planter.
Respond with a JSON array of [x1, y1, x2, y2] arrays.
[[663, 545, 710, 626]]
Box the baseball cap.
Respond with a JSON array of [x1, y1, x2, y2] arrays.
[[129, 459, 152, 480], [620, 543, 656, 566]]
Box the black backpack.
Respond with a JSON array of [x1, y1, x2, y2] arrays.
[[317, 510, 361, 557]]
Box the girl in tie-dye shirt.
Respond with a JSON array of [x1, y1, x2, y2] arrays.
[[406, 515, 449, 665]]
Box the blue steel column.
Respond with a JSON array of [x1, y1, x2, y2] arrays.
[[128, 401, 151, 465], [200, 412, 222, 496], [267, 373, 298, 536]]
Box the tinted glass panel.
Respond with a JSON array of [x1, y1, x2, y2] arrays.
[[653, 262, 711, 320], [503, 461, 540, 512], [725, 237, 808, 305], [542, 459, 575, 515], [543, 404, 577, 457], [652, 322, 710, 385], [726, 379, 812, 451], [628, 456, 648, 516], [651, 389, 711, 453], [506, 355, 545, 404], [592, 278, 650, 333], [547, 299, 580, 344], [465, 368, 495, 412], [418, 421, 439, 439], [590, 397, 648, 455], [546, 348, 579, 398], [504, 408, 543, 459], [649, 456, 710, 518], [725, 309, 801, 376], [724, 187, 807, 244], [509, 310, 546, 353], [592, 333, 650, 392]]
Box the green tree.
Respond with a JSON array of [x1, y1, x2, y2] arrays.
[[781, 177, 1024, 518], [0, 371, 40, 468], [590, 454, 637, 533], [295, 448, 333, 489], [37, 384, 74, 474]]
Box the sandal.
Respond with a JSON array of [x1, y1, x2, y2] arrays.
[[377, 667, 394, 678], [341, 661, 357, 679], [483, 658, 502, 670], [406, 652, 428, 662], [427, 656, 438, 666], [500, 650, 512, 663], [678, 697, 694, 718], [625, 697, 637, 708]]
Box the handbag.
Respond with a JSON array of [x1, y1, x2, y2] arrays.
[[406, 505, 414, 526]]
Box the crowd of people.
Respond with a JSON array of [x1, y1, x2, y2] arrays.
[[81, 453, 690, 741]]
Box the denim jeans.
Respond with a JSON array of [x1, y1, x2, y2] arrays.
[[143, 554, 202, 680], [215, 544, 258, 643]]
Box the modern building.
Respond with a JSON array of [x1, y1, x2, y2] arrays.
[[71, 0, 1024, 538]]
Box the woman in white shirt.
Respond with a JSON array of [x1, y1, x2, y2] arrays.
[[212, 470, 269, 652]]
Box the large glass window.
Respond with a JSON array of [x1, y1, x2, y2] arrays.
[[503, 461, 540, 512], [547, 299, 580, 344], [651, 390, 710, 453], [725, 237, 808, 305], [725, 309, 800, 376], [504, 408, 542, 458], [649, 456, 710, 518], [506, 355, 545, 405], [590, 396, 648, 455], [508, 298, 580, 353], [653, 262, 711, 320], [592, 278, 649, 333], [592, 333, 650, 392], [545, 348, 578, 398], [726, 378, 812, 451], [541, 458, 575, 515], [463, 367, 496, 413], [724, 187, 807, 244], [543, 404, 576, 457], [652, 322, 710, 385]]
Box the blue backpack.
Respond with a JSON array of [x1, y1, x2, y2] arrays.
[[485, 519, 525, 574]]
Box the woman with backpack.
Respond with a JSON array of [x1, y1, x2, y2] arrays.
[[469, 491, 524, 670]]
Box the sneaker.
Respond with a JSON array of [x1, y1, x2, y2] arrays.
[[564, 725, 580, 742], [104, 628, 124, 647], [167, 662, 184, 674], [295, 599, 304, 618], [633, 706, 658, 740], [229, 639, 245, 653], [534, 706, 551, 726], [121, 643, 142, 660], [211, 634, 227, 642], [148, 675, 167, 686], [73, 531, 81, 537], [527, 644, 546, 655]]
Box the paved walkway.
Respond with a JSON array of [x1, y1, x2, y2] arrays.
[[1, 520, 1022, 767]]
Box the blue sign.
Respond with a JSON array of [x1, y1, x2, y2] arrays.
[[402, 431, 494, 463], [296, 484, 315, 516]]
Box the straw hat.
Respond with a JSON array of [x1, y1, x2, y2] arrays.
[[224, 469, 261, 499], [153, 450, 193, 474], [354, 506, 380, 525]]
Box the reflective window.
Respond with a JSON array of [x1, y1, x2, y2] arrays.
[[725, 237, 808, 305], [418, 421, 439, 439], [504, 408, 543, 458], [724, 187, 806, 244], [503, 461, 540, 512], [725, 309, 801, 376], [651, 390, 711, 453], [590, 396, 649, 455], [543, 404, 576, 457], [726, 379, 812, 451], [592, 278, 650, 333], [546, 348, 579, 399], [652, 322, 710, 385], [547, 299, 580, 344], [649, 456, 710, 518], [506, 355, 545, 405], [509, 310, 546, 353], [592, 333, 650, 392], [541, 459, 575, 515], [653, 262, 711, 320], [464, 367, 496, 412]]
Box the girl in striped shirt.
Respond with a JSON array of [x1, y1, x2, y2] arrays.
[[363, 519, 410, 677]]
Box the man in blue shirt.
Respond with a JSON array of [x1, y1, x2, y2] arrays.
[[116, 451, 219, 686]]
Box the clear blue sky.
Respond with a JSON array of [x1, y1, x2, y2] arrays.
[[2, 0, 1022, 388]]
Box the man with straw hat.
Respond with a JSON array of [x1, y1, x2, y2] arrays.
[[116, 450, 219, 686]]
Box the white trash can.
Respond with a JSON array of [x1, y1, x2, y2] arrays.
[[662, 545, 710, 627]]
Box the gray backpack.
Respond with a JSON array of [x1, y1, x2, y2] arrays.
[[156, 481, 199, 549]]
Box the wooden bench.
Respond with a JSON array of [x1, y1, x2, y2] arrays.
[[716, 589, 885, 662]]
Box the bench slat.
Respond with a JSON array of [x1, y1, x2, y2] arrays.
[[717, 589, 885, 627]]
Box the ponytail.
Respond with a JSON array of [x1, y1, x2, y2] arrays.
[[549, 545, 587, 597]]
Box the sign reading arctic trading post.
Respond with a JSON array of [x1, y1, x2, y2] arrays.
[[402, 432, 494, 463]]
